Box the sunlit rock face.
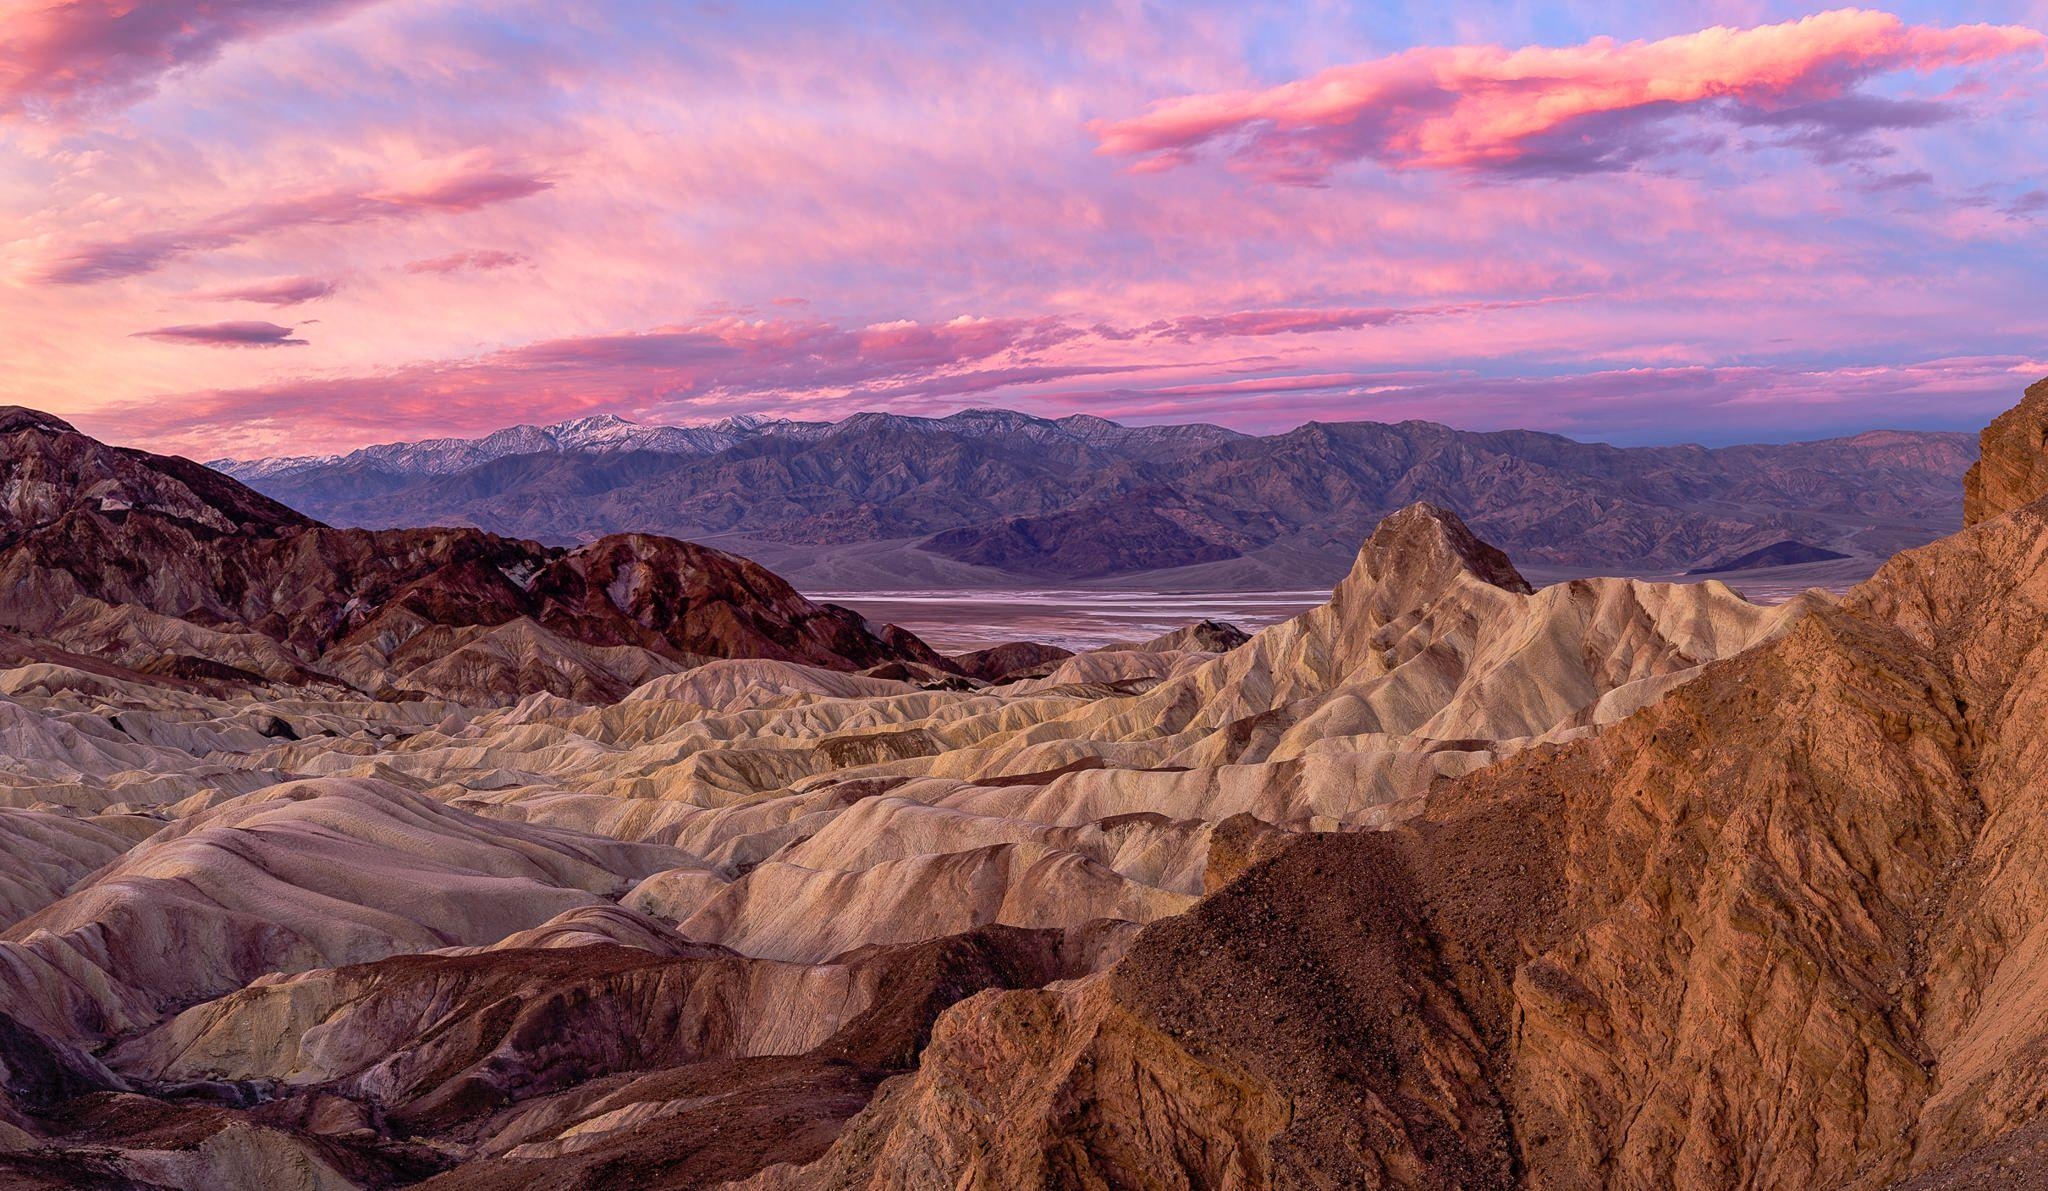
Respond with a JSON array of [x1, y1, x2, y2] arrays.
[[1965, 376, 2048, 527]]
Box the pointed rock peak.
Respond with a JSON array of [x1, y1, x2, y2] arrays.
[[0, 407, 78, 436], [1964, 376, 2048, 527], [1348, 503, 1533, 598], [551, 413, 635, 432]]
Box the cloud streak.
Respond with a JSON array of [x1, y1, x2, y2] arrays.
[[1134, 298, 1571, 341], [1094, 10, 2045, 183], [189, 275, 339, 306], [403, 249, 527, 275], [1041, 355, 2048, 442], [32, 154, 550, 284], [10, 4, 2047, 459], [132, 320, 307, 348]]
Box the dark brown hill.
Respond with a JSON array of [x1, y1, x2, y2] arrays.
[[0, 409, 937, 701]]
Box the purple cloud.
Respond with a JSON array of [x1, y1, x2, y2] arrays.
[[2006, 189, 2048, 219], [133, 320, 308, 348], [190, 275, 340, 306]]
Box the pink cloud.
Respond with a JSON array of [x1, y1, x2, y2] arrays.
[[132, 320, 307, 348], [1094, 10, 2046, 183], [403, 249, 527, 275], [99, 313, 1096, 453], [32, 154, 550, 284], [106, 349, 2046, 458], [1042, 356, 2048, 441], [189, 275, 339, 306], [0, 0, 383, 121]]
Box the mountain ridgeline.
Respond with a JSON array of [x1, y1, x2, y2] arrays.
[[216, 408, 1978, 587]]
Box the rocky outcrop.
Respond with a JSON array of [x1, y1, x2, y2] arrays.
[[27, 926, 1108, 1189], [946, 640, 1073, 683], [0, 778, 694, 1041], [1964, 375, 2048, 526], [0, 485, 1809, 1182], [1113, 618, 1252, 654], [0, 406, 306, 545]]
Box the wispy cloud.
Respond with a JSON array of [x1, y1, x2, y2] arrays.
[[101, 313, 1094, 450], [1037, 355, 2048, 442], [10, 4, 2047, 456], [32, 153, 550, 284]]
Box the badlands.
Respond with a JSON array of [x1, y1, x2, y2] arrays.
[[0, 382, 2045, 1188]]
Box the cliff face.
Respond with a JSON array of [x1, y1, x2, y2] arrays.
[[1964, 376, 2048, 526], [745, 377, 2048, 1189]]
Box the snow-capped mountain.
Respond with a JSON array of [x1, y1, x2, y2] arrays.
[[213, 408, 1242, 480], [214, 413, 750, 481]]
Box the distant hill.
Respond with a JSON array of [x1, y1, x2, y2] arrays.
[[1686, 538, 1851, 574], [217, 408, 1978, 589]]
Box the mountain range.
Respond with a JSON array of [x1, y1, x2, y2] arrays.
[[216, 408, 1978, 589]]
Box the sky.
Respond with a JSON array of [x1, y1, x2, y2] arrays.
[[2, 1, 2046, 458]]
